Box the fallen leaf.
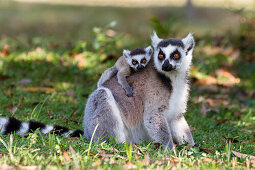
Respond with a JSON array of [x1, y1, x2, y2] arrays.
[[189, 126, 197, 131], [4, 105, 18, 114], [74, 54, 85, 68], [4, 90, 12, 96], [0, 75, 10, 81], [215, 119, 228, 125], [232, 150, 255, 160], [215, 69, 240, 87], [22, 87, 55, 93], [63, 151, 71, 162], [123, 161, 137, 169], [194, 76, 217, 85], [201, 102, 207, 116], [3, 44, 9, 56], [199, 148, 214, 154], [152, 142, 162, 149], [202, 158, 216, 163]]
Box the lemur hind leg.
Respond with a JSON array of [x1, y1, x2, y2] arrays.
[[168, 116, 194, 146], [84, 87, 126, 143], [144, 111, 175, 149]]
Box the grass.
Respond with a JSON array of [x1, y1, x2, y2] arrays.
[[0, 5, 255, 169]]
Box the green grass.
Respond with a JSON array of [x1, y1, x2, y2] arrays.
[[0, 12, 255, 169]]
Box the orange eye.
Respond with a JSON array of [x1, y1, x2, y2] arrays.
[[132, 60, 137, 65], [173, 53, 180, 59], [158, 54, 164, 60], [141, 59, 147, 64]]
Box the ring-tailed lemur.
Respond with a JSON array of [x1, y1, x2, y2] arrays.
[[0, 32, 195, 149], [84, 32, 195, 148], [97, 46, 152, 97]]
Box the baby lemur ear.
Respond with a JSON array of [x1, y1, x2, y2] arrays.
[[123, 49, 131, 58], [145, 46, 153, 56], [151, 31, 162, 48], [182, 33, 195, 54]]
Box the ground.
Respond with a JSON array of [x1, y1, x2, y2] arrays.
[[0, 1, 255, 169]]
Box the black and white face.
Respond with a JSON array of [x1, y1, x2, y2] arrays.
[[151, 32, 195, 75], [123, 46, 153, 71]]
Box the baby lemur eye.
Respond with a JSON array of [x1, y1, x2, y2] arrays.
[[141, 59, 147, 64], [132, 60, 138, 65]]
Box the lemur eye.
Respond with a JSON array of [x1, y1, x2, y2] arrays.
[[173, 53, 180, 59], [158, 54, 164, 60], [141, 59, 147, 64], [132, 60, 138, 65]]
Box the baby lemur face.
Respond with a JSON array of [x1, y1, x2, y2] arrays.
[[123, 46, 153, 71], [151, 32, 195, 75]]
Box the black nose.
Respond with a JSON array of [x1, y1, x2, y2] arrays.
[[137, 65, 144, 70], [162, 60, 173, 71]]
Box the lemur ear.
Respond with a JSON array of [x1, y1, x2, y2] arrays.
[[151, 31, 161, 48], [123, 49, 131, 58], [182, 33, 195, 54], [145, 46, 153, 56]]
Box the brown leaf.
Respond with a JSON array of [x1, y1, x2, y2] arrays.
[[22, 87, 55, 93], [152, 142, 162, 149], [4, 105, 18, 114], [74, 54, 85, 68], [63, 151, 71, 162], [189, 126, 197, 131], [232, 150, 255, 160], [194, 76, 217, 85], [201, 102, 207, 116], [202, 158, 216, 163], [0, 75, 10, 81], [3, 44, 9, 56], [199, 148, 214, 154], [215, 119, 228, 125], [214, 69, 240, 87], [123, 161, 137, 170], [4, 90, 12, 96]]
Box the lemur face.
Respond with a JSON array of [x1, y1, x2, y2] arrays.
[[151, 32, 195, 75], [123, 46, 153, 71]]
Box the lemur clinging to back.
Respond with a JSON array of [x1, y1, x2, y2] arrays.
[[97, 46, 153, 97]]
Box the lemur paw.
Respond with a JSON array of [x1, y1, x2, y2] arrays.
[[125, 87, 133, 97]]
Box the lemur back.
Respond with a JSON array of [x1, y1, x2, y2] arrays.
[[103, 61, 172, 127], [97, 46, 152, 97]]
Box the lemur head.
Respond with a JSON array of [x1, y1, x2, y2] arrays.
[[123, 46, 153, 71], [151, 31, 195, 75]]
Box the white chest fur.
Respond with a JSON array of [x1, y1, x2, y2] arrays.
[[165, 72, 189, 120]]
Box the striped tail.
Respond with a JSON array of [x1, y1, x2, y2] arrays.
[[0, 117, 83, 137]]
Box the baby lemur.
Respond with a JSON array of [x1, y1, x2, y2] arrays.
[[97, 46, 153, 97]]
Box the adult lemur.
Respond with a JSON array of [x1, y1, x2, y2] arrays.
[[97, 46, 152, 97], [0, 32, 195, 149]]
